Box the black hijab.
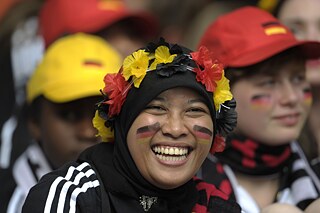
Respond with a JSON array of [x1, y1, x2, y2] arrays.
[[114, 70, 215, 211]]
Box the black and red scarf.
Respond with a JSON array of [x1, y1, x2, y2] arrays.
[[198, 133, 320, 210]]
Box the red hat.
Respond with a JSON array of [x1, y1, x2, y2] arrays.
[[39, 0, 158, 47], [198, 6, 320, 67]]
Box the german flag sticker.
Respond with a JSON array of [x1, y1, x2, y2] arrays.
[[262, 22, 287, 35]]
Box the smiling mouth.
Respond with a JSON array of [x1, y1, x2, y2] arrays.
[[151, 146, 192, 161], [274, 113, 300, 126]]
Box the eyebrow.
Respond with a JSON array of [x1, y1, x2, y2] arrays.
[[188, 98, 206, 104]]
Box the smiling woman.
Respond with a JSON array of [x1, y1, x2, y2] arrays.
[[197, 6, 320, 213], [22, 38, 239, 212]]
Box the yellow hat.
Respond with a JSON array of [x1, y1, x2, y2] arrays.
[[27, 33, 122, 103]]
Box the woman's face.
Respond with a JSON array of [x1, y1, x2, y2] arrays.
[[232, 61, 312, 145], [127, 87, 213, 189], [278, 0, 320, 84]]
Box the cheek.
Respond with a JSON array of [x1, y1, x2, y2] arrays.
[[193, 124, 214, 145], [249, 94, 274, 111], [39, 117, 68, 145], [235, 94, 273, 130], [127, 115, 161, 146], [136, 122, 161, 144], [302, 88, 313, 106]]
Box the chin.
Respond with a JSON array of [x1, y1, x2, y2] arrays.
[[157, 181, 186, 190], [152, 175, 189, 190], [266, 135, 299, 145]]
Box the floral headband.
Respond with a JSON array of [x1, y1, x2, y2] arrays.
[[93, 39, 237, 153], [257, 0, 279, 13]]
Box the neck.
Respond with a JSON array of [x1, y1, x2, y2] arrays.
[[235, 171, 280, 209]]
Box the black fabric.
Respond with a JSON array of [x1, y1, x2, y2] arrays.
[[79, 143, 242, 213], [208, 197, 241, 213], [216, 133, 293, 176], [199, 133, 320, 211], [311, 157, 320, 178], [21, 144, 242, 212], [80, 140, 198, 212]]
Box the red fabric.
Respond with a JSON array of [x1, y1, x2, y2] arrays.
[[198, 6, 320, 67], [39, 0, 158, 47], [192, 177, 229, 213], [262, 146, 291, 167]]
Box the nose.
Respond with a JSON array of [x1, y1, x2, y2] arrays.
[[279, 81, 299, 106], [76, 115, 100, 143], [161, 113, 188, 139]]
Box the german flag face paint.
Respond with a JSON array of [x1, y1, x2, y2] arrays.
[[250, 94, 272, 110], [136, 122, 161, 144], [193, 125, 213, 145], [303, 88, 313, 106]]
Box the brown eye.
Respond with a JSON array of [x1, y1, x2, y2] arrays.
[[144, 104, 167, 115], [291, 74, 306, 84], [57, 110, 78, 122]]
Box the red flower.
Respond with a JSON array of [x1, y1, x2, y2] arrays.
[[103, 72, 131, 116], [191, 46, 224, 92]]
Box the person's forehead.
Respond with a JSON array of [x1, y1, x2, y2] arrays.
[[280, 0, 320, 20]]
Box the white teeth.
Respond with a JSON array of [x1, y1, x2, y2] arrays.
[[169, 147, 174, 155], [174, 148, 179, 155], [164, 148, 169, 154], [156, 154, 187, 161], [152, 146, 189, 156]]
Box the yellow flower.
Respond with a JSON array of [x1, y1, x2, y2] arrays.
[[257, 0, 278, 12], [92, 111, 114, 142], [149, 46, 177, 70], [213, 73, 233, 110], [122, 49, 149, 87]]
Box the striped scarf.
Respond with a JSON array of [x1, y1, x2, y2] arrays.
[[198, 134, 320, 211]]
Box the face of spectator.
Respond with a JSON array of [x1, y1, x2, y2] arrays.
[[232, 60, 311, 145], [278, 0, 320, 84], [106, 32, 146, 59], [127, 87, 213, 189], [96, 21, 149, 59], [29, 96, 101, 169]]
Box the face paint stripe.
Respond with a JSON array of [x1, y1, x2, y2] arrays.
[[194, 131, 212, 140], [303, 88, 313, 105], [136, 126, 152, 134], [198, 139, 211, 145], [136, 123, 160, 144], [137, 137, 150, 144], [193, 125, 213, 136], [193, 125, 212, 145], [250, 94, 271, 108], [136, 131, 154, 139]]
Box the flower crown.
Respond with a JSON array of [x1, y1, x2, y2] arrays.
[[257, 0, 279, 13], [93, 39, 236, 153]]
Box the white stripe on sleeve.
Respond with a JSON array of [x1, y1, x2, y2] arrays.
[[57, 169, 95, 212], [44, 162, 90, 213], [69, 180, 100, 213]]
